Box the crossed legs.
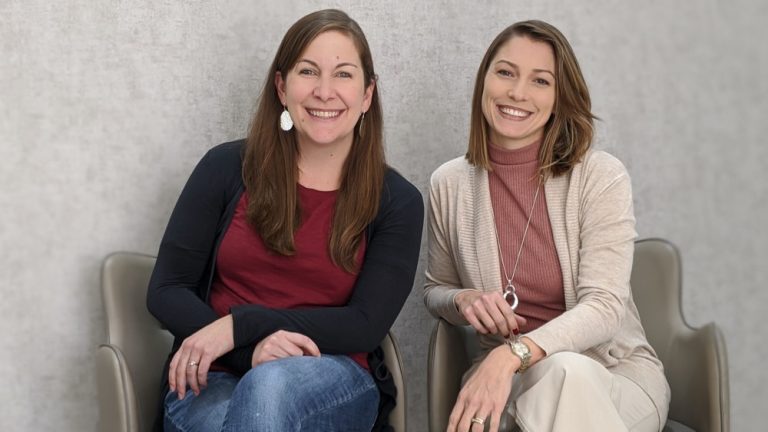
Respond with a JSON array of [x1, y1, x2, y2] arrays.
[[164, 354, 379, 432]]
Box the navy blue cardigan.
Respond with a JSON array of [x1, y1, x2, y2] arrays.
[[146, 140, 423, 429]]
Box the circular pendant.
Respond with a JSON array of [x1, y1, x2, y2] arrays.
[[503, 288, 519, 311]]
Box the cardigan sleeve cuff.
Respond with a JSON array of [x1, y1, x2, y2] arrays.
[[523, 325, 569, 357], [230, 304, 275, 348], [425, 287, 472, 326], [218, 345, 255, 374]]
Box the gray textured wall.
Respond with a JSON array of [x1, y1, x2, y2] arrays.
[[1, 0, 766, 430]]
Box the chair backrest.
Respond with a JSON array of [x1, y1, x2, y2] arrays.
[[630, 238, 686, 369], [630, 239, 729, 432], [99, 253, 173, 432]]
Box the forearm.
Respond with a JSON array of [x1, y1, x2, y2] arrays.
[[217, 345, 256, 374], [423, 217, 471, 325], [423, 280, 471, 325], [231, 302, 405, 353], [524, 294, 625, 356], [147, 285, 222, 339]]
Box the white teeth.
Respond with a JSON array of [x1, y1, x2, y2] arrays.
[[308, 109, 341, 118], [499, 106, 530, 117]]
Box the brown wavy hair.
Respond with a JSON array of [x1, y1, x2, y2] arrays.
[[242, 9, 385, 272], [466, 20, 596, 177]]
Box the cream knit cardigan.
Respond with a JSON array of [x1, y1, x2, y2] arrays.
[[424, 150, 670, 425]]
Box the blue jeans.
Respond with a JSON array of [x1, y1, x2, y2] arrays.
[[164, 354, 379, 432]]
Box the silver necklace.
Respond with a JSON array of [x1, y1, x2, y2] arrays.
[[493, 176, 542, 311]]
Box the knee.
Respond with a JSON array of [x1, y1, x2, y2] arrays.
[[222, 359, 308, 430], [237, 359, 305, 407]]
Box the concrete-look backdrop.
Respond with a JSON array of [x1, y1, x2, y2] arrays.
[[1, 0, 766, 430]]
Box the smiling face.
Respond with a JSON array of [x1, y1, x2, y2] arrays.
[[275, 30, 374, 153], [481, 36, 556, 150]]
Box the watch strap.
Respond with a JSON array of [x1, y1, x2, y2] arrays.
[[507, 339, 531, 373]]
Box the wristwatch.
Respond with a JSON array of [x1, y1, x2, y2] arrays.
[[507, 339, 531, 373]]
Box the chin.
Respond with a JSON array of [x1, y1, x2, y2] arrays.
[[306, 135, 344, 147]]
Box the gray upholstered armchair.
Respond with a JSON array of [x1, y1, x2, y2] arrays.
[[96, 252, 407, 431], [428, 238, 730, 432]]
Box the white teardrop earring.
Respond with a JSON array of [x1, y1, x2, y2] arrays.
[[280, 106, 293, 131]]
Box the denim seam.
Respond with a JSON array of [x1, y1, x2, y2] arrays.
[[296, 379, 378, 428]]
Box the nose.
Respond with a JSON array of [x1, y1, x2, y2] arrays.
[[313, 77, 335, 101], [508, 80, 528, 102]]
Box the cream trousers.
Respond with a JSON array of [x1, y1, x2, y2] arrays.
[[496, 352, 660, 432]]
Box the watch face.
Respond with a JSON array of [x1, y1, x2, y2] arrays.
[[510, 341, 531, 372], [513, 342, 529, 356]]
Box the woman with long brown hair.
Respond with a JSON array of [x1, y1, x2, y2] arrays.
[[425, 20, 669, 432], [147, 9, 423, 431]]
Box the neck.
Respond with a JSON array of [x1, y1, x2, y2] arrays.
[[297, 138, 352, 191], [488, 139, 541, 167], [490, 131, 543, 151]]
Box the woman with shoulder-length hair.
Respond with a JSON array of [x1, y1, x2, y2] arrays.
[[147, 9, 423, 432], [425, 20, 670, 432]]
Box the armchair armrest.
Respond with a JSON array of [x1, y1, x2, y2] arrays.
[[428, 319, 479, 432], [666, 323, 730, 432], [96, 344, 134, 432]]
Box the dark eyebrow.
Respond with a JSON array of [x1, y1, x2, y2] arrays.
[[495, 60, 555, 78], [297, 59, 359, 70]]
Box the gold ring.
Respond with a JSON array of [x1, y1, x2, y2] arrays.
[[471, 417, 485, 425], [188, 360, 199, 367]]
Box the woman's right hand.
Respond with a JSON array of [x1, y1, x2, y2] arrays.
[[251, 330, 321, 367], [447, 344, 518, 432], [169, 314, 235, 399], [454, 290, 526, 338]]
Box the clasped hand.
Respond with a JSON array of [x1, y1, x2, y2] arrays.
[[250, 329, 320, 366], [455, 290, 526, 338]]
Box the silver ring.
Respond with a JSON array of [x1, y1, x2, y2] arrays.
[[188, 360, 199, 368], [470, 417, 485, 425]]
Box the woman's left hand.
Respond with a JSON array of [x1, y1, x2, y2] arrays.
[[169, 314, 235, 399], [447, 345, 518, 432]]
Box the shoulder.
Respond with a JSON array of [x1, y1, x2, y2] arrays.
[[192, 139, 245, 187], [429, 155, 472, 189], [570, 150, 634, 212], [182, 139, 245, 201], [201, 139, 245, 169], [382, 167, 423, 209], [578, 150, 630, 181], [367, 168, 424, 237]]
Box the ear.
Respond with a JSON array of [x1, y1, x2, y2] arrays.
[[275, 71, 287, 106], [361, 78, 375, 113]]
